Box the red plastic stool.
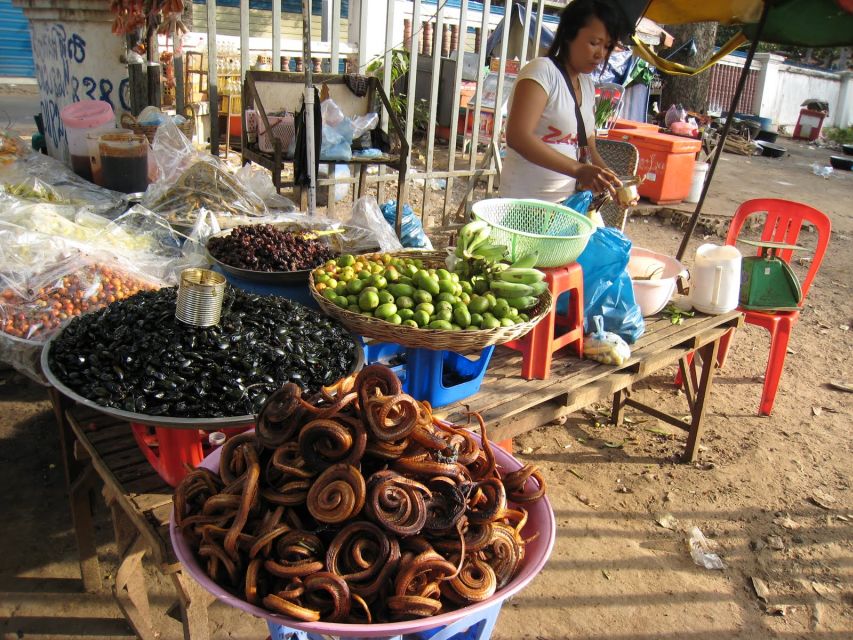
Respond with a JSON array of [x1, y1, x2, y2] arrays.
[[503, 262, 584, 380], [130, 424, 253, 487]]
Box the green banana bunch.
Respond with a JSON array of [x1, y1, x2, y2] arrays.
[[489, 279, 537, 298], [497, 267, 545, 285], [505, 295, 539, 310], [457, 220, 491, 258], [510, 252, 539, 269], [470, 242, 508, 262]]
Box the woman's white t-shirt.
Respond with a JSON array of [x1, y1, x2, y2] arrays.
[[499, 57, 596, 203]]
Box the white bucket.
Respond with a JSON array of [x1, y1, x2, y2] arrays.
[[685, 162, 710, 204], [689, 244, 742, 314]]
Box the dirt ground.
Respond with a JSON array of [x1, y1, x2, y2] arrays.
[[0, 128, 851, 639]]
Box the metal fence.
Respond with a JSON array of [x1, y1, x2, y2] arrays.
[[707, 58, 758, 116], [198, 0, 561, 228]]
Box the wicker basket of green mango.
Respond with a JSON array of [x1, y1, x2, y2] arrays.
[[309, 249, 552, 351]]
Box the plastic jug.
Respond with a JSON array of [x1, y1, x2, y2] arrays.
[[59, 100, 116, 180], [690, 244, 742, 314]]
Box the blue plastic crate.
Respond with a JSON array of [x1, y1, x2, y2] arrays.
[[364, 341, 494, 408], [267, 598, 502, 640]]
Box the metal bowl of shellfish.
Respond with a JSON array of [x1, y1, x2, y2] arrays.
[[41, 287, 365, 429]]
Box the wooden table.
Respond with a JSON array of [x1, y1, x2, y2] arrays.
[[50, 309, 740, 638], [439, 310, 743, 463]]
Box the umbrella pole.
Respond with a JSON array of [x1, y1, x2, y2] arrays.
[[302, 0, 317, 216], [675, 0, 772, 262]]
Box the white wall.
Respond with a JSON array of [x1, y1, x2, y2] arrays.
[[772, 64, 843, 128]]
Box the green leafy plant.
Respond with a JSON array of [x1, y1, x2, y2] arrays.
[[825, 127, 853, 144], [365, 49, 430, 132]]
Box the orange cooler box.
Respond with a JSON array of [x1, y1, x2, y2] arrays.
[[612, 118, 660, 133], [610, 129, 701, 204]]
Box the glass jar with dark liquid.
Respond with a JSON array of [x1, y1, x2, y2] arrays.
[[98, 133, 149, 194]]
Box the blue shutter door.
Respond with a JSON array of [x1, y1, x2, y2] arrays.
[[0, 0, 35, 77]]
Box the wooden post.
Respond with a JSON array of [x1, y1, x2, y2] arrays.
[[128, 62, 147, 115], [147, 63, 162, 108], [441, 23, 451, 57]]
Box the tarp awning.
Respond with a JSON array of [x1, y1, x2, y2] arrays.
[[643, 0, 853, 47]]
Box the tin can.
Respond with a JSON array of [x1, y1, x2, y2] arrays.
[[175, 268, 226, 327]]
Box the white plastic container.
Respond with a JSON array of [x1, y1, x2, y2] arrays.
[[689, 243, 742, 314], [685, 161, 710, 204], [59, 100, 116, 180], [628, 247, 685, 316]]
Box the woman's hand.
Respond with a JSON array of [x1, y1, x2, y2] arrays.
[[575, 164, 621, 196]]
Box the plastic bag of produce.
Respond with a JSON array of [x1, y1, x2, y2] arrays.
[[0, 132, 126, 215], [142, 158, 268, 230], [0, 195, 191, 282], [1, 176, 73, 204], [143, 120, 268, 229], [0, 245, 165, 381]]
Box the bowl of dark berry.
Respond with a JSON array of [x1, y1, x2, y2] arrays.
[[206, 223, 339, 284]]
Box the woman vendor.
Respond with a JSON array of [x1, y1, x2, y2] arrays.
[[500, 0, 634, 203]]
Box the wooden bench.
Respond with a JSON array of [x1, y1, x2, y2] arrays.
[[241, 71, 409, 231]]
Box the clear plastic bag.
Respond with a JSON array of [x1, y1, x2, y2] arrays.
[[584, 315, 631, 365], [0, 246, 165, 381], [143, 120, 268, 229], [1, 176, 73, 204], [352, 112, 379, 139], [320, 98, 355, 161], [235, 163, 297, 212], [0, 132, 126, 215], [142, 157, 268, 229], [0, 197, 189, 280], [349, 196, 404, 252]]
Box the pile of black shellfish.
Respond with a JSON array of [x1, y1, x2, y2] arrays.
[[47, 287, 360, 419]]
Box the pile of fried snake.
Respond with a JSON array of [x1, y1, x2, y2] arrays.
[[174, 364, 547, 623]]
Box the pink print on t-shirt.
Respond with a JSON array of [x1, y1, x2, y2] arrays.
[[541, 126, 579, 146]]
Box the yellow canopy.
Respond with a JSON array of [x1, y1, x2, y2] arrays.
[[643, 0, 765, 25]]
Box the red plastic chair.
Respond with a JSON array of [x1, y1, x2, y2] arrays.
[[714, 198, 831, 416]]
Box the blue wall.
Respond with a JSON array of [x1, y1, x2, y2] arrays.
[[0, 0, 35, 77]]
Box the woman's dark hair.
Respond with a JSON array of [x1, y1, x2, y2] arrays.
[[547, 0, 634, 62]]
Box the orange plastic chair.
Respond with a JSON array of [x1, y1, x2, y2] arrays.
[[713, 198, 831, 416]]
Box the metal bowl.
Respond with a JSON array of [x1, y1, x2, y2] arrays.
[[756, 141, 786, 158], [204, 225, 340, 285], [41, 329, 365, 430], [830, 155, 853, 171]]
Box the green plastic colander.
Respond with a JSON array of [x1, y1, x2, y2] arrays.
[[471, 198, 595, 267]]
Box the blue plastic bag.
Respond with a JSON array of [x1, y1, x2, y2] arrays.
[[380, 200, 433, 249], [557, 227, 644, 343], [561, 190, 593, 214]]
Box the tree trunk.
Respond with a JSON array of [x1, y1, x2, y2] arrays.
[[660, 22, 719, 114]]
